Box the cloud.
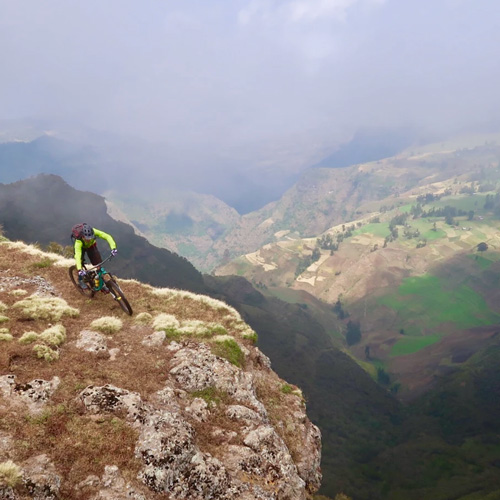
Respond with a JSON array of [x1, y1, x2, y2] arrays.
[[1, 0, 500, 210], [238, 0, 386, 25]]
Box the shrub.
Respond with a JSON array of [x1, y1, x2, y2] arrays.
[[0, 301, 7, 313], [211, 336, 245, 367], [134, 312, 153, 325], [0, 316, 8, 324], [39, 324, 66, 346], [8, 289, 27, 296], [19, 331, 39, 344], [13, 296, 79, 321], [0, 460, 22, 487], [90, 316, 123, 334], [33, 344, 59, 362], [0, 333, 13, 342]]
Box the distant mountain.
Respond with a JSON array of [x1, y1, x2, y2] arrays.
[[313, 126, 424, 169], [104, 188, 241, 272]]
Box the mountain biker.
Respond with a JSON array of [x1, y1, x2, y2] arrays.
[[72, 223, 117, 290]]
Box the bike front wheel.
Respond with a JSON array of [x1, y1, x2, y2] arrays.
[[107, 278, 133, 315], [69, 266, 95, 298]]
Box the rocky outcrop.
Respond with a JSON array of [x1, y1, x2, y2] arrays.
[[78, 338, 321, 499]]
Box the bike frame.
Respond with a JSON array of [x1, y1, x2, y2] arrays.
[[81, 254, 114, 292]]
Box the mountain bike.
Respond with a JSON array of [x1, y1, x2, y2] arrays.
[[69, 254, 133, 315]]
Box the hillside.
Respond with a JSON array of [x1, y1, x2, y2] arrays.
[[217, 141, 500, 400], [104, 188, 240, 273], [0, 239, 322, 499], [3, 174, 500, 499], [0, 174, 407, 499], [103, 133, 500, 272]]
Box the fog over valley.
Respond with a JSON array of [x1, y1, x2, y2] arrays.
[[1, 0, 500, 212]]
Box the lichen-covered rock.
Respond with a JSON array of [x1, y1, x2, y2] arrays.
[[141, 331, 165, 347], [77, 465, 146, 500], [169, 343, 267, 416], [78, 338, 321, 500], [0, 375, 60, 414], [76, 330, 109, 356], [22, 454, 61, 500]]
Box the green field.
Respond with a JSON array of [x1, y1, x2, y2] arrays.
[[390, 334, 442, 356], [354, 222, 390, 238], [378, 274, 500, 333]]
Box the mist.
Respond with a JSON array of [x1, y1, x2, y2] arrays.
[[1, 0, 499, 212]]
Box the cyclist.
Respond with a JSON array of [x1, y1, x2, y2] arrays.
[[71, 223, 117, 290]]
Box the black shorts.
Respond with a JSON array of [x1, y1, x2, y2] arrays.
[[83, 243, 102, 266]]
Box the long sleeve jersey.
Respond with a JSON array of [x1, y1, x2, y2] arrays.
[[74, 228, 116, 270]]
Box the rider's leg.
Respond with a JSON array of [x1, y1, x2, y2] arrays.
[[78, 251, 88, 289], [87, 244, 110, 291]]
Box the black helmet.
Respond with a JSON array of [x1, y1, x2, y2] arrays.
[[81, 223, 95, 242]]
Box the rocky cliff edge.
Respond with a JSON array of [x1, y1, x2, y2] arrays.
[[0, 239, 321, 499]]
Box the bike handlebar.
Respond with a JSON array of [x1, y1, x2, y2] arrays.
[[83, 253, 115, 272]]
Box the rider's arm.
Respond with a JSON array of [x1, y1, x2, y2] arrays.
[[94, 229, 117, 251], [74, 239, 83, 271]]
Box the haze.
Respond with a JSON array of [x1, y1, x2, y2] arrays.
[[1, 0, 499, 211]]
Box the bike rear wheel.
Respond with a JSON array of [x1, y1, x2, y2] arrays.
[[69, 265, 95, 298], [107, 278, 133, 315]]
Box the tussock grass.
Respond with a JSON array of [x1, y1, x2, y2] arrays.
[[0, 315, 9, 323], [0, 301, 7, 312], [89, 316, 123, 334], [134, 312, 153, 325], [19, 331, 39, 344], [12, 295, 79, 321], [33, 344, 59, 362], [150, 287, 241, 319], [0, 460, 22, 487], [0, 332, 13, 342], [152, 313, 180, 332], [8, 289, 28, 296], [39, 324, 67, 346], [31, 258, 54, 269]]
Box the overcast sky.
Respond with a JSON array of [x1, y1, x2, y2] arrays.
[[1, 0, 500, 188]]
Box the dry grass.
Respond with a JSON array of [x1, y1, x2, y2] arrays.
[[33, 344, 59, 362], [39, 324, 67, 346], [12, 296, 79, 322], [89, 316, 123, 334], [0, 460, 22, 487], [133, 311, 152, 325]]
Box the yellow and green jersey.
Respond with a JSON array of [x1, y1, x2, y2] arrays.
[[74, 228, 116, 270]]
